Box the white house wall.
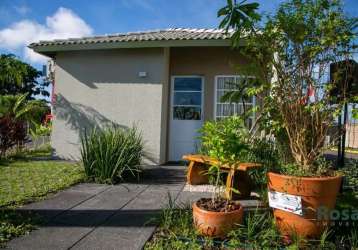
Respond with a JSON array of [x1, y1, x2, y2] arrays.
[[52, 48, 166, 164]]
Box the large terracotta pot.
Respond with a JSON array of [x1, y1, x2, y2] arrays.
[[268, 172, 342, 238], [192, 201, 243, 238]]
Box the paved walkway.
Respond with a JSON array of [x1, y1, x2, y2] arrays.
[[5, 165, 262, 250]]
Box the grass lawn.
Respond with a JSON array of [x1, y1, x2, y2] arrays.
[[0, 160, 84, 207], [0, 146, 85, 244]]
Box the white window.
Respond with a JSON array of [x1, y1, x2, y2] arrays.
[[172, 77, 203, 120], [214, 75, 256, 126]]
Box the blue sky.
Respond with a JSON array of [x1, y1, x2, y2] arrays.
[[0, 0, 357, 68]]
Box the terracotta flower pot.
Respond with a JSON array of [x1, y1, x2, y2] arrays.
[[268, 172, 342, 238], [192, 201, 244, 238]]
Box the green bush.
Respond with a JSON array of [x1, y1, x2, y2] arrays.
[[199, 116, 279, 166], [80, 126, 143, 184], [199, 116, 250, 164], [199, 116, 281, 188]]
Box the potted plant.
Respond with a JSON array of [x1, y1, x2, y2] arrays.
[[193, 116, 249, 237], [192, 167, 244, 238], [218, 0, 357, 238]]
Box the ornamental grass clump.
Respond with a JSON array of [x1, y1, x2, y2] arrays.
[[80, 126, 143, 184]]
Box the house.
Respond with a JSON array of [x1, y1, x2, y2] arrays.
[[30, 28, 255, 164]]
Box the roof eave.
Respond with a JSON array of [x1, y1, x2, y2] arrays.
[[29, 39, 239, 55]]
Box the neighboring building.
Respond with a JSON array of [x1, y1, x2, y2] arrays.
[[30, 28, 254, 164]]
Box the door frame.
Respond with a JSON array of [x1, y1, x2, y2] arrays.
[[168, 75, 205, 161]]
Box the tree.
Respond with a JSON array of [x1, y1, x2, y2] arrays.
[[0, 54, 50, 99], [219, 0, 357, 173]]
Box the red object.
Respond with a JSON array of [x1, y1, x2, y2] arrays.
[[44, 114, 54, 124]]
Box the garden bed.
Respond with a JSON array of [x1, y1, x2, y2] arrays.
[[145, 191, 358, 249]]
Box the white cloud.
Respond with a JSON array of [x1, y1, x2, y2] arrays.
[[0, 7, 93, 63]]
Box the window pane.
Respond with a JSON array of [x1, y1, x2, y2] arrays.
[[174, 78, 202, 91], [173, 106, 201, 120], [217, 77, 239, 90], [216, 103, 236, 116], [174, 92, 201, 106], [215, 76, 255, 120]]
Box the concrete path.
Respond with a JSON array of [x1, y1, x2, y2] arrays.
[[5, 165, 263, 250], [5, 165, 185, 250]]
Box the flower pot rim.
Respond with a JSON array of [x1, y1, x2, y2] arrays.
[[267, 171, 343, 181], [192, 200, 243, 215]]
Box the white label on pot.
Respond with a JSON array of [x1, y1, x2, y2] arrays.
[[268, 190, 303, 215]]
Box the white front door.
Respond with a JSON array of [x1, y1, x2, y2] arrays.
[[169, 76, 204, 161]]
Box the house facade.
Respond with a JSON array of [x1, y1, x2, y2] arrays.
[[30, 28, 254, 164]]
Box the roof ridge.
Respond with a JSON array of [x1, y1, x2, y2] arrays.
[[30, 27, 234, 47]]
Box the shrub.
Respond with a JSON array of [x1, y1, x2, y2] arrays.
[[0, 94, 47, 158], [199, 116, 250, 164], [199, 116, 281, 188], [80, 126, 143, 184], [0, 116, 27, 157], [199, 116, 280, 167]]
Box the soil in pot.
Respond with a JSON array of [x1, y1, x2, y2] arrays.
[[193, 198, 243, 238], [268, 172, 342, 239]]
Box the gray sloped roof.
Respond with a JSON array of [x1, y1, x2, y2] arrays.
[[29, 28, 233, 48]]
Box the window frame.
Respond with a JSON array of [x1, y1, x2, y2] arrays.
[[171, 75, 205, 121], [214, 75, 256, 121]]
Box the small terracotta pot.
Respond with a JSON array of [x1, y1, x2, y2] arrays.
[[268, 172, 342, 238], [192, 201, 244, 238]]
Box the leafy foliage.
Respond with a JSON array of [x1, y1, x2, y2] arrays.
[[218, 0, 357, 175], [341, 159, 358, 191], [146, 203, 358, 249], [0, 94, 49, 157], [199, 116, 250, 164], [80, 126, 143, 184], [199, 116, 280, 192], [218, 0, 261, 47], [0, 116, 27, 157], [0, 54, 49, 98], [0, 209, 41, 245]]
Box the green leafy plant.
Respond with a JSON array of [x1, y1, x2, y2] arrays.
[[30, 122, 52, 138], [200, 116, 250, 164], [218, 0, 357, 176], [199, 116, 280, 188], [199, 116, 250, 202], [0, 209, 41, 245], [341, 159, 358, 191], [0, 94, 47, 157], [0, 54, 49, 98], [147, 203, 358, 249], [80, 126, 143, 184]]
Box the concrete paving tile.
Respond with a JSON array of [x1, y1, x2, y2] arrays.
[[71, 226, 155, 250], [17, 191, 96, 221], [6, 166, 187, 250], [6, 224, 92, 250], [52, 185, 148, 226]]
